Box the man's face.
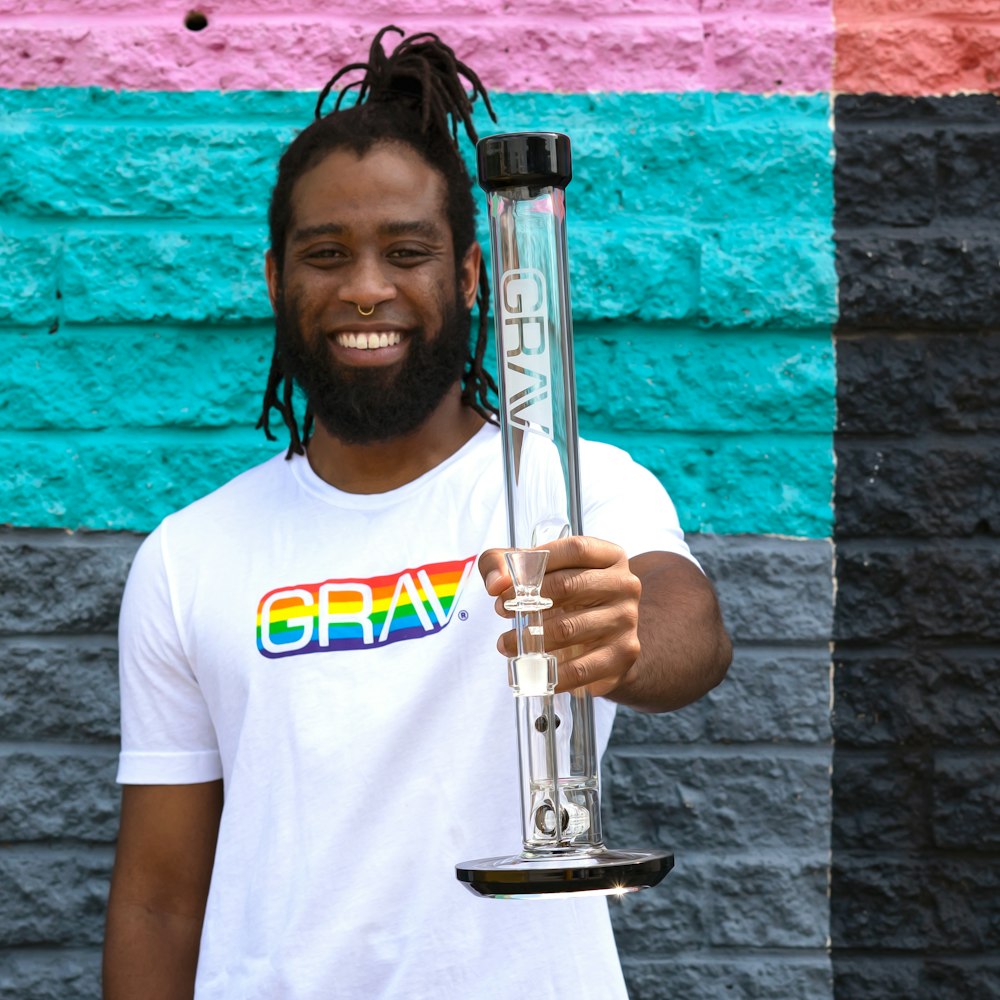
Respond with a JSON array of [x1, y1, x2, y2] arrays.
[[266, 143, 480, 444]]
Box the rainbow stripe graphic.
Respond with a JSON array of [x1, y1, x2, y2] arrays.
[[256, 556, 476, 659]]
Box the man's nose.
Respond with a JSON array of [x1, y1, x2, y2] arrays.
[[337, 254, 396, 309]]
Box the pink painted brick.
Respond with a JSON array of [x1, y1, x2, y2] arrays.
[[710, 17, 833, 92], [0, 8, 832, 94]]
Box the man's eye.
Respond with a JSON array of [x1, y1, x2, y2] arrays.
[[389, 247, 430, 262]]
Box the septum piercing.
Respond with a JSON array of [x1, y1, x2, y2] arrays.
[[357, 303, 375, 317]]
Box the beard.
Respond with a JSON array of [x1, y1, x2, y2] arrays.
[[274, 288, 471, 445]]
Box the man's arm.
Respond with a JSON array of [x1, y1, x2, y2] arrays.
[[480, 536, 732, 713], [103, 781, 224, 1000]]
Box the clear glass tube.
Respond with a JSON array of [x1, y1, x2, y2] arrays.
[[479, 133, 603, 857]]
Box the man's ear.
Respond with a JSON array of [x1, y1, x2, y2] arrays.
[[265, 250, 280, 313], [460, 241, 482, 311]]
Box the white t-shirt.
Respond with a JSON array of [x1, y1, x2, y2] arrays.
[[117, 423, 694, 1000]]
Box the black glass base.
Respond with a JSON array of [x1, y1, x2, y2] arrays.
[[455, 848, 674, 899]]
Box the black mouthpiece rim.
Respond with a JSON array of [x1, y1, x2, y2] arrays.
[[476, 132, 572, 192]]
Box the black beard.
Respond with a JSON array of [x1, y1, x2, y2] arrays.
[[274, 290, 471, 445]]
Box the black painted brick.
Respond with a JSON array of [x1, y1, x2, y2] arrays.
[[931, 755, 1000, 851], [835, 959, 1000, 1000], [835, 440, 1000, 538], [613, 645, 831, 746], [0, 639, 119, 742], [834, 127, 937, 228], [837, 234, 1000, 330], [835, 94, 1000, 127], [0, 531, 140, 634], [837, 332, 1000, 436], [603, 752, 830, 851], [834, 542, 1000, 643], [832, 750, 929, 852], [0, 849, 111, 948], [834, 648, 1000, 748], [831, 853, 1000, 952]]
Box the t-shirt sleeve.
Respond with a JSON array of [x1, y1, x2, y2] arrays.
[[580, 441, 700, 567], [116, 526, 222, 785]]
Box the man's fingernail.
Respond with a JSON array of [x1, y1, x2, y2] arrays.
[[485, 570, 501, 592]]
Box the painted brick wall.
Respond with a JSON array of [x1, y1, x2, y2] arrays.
[[0, 4, 836, 999], [832, 92, 1000, 999]]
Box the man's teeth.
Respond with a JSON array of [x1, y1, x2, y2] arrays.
[[336, 331, 402, 350]]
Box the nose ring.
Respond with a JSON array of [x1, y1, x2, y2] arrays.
[[357, 303, 375, 317]]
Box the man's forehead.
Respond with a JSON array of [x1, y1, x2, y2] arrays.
[[288, 144, 451, 240]]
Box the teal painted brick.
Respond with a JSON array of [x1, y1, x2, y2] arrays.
[[569, 227, 701, 322], [0, 326, 270, 431], [701, 227, 837, 328], [0, 230, 60, 325], [51, 222, 830, 327], [599, 432, 834, 537], [0, 428, 830, 536], [575, 327, 834, 433], [0, 431, 279, 530], [0, 124, 293, 220], [3, 325, 832, 435], [60, 228, 270, 323]]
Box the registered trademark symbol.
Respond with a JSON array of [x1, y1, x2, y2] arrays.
[[458, 610, 469, 621]]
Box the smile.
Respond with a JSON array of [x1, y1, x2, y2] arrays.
[[335, 331, 403, 350]]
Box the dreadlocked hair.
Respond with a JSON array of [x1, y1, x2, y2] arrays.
[[257, 25, 499, 457]]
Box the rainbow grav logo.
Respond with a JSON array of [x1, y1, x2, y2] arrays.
[[256, 556, 476, 659]]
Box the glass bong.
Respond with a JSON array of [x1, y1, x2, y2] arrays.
[[455, 133, 674, 898]]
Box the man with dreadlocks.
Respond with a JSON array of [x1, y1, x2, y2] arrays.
[[104, 26, 730, 1000]]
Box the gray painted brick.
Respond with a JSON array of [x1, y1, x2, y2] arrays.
[[0, 531, 141, 634], [689, 536, 834, 644], [708, 853, 830, 948], [610, 852, 711, 953], [0, 949, 101, 1000], [0, 848, 111, 947], [0, 750, 119, 842], [604, 751, 831, 851], [613, 645, 832, 746], [611, 853, 830, 952], [834, 648, 1000, 748], [0, 639, 119, 742], [623, 956, 832, 1000]]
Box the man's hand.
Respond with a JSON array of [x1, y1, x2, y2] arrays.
[[479, 537, 732, 713], [479, 536, 642, 699]]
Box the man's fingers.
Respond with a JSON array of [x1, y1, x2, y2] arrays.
[[478, 547, 511, 596]]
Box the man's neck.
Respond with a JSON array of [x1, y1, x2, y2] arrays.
[[304, 383, 486, 494]]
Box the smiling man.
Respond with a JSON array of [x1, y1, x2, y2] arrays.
[[102, 27, 731, 1000]]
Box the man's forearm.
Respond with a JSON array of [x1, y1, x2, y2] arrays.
[[606, 551, 732, 713], [103, 900, 204, 1000]]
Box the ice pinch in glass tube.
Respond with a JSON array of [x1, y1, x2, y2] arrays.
[[454, 132, 674, 898]]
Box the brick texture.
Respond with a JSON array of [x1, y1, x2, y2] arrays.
[[833, 92, 1000, 997], [0, 530, 833, 999]]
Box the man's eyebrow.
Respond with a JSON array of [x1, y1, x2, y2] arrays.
[[290, 223, 347, 243], [290, 220, 445, 243]]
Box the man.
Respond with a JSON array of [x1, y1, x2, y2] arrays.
[[103, 27, 731, 1000]]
